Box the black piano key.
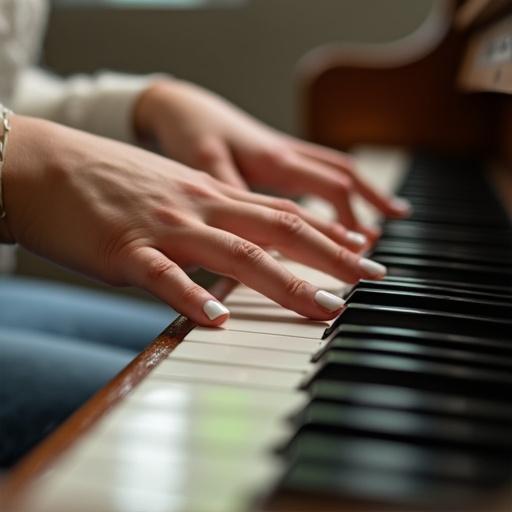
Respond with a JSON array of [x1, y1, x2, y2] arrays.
[[406, 210, 508, 227], [404, 201, 505, 218], [382, 221, 512, 248], [343, 288, 512, 320], [274, 152, 512, 508], [324, 304, 512, 339], [328, 324, 512, 357], [313, 337, 512, 373], [294, 403, 512, 454], [282, 433, 509, 486], [308, 381, 512, 426], [281, 461, 499, 508], [352, 279, 512, 302], [406, 204, 507, 224], [380, 275, 512, 296], [306, 351, 512, 401], [373, 255, 512, 286], [372, 243, 512, 266]]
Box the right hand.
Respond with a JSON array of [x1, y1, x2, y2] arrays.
[[1, 116, 387, 326]]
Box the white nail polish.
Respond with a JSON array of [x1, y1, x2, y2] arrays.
[[392, 197, 412, 214], [346, 231, 367, 247], [203, 300, 230, 320], [314, 290, 346, 311], [359, 258, 387, 277]]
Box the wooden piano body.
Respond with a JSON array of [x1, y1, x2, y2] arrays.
[[2, 0, 512, 510]]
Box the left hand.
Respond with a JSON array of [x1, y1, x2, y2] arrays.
[[135, 79, 411, 239]]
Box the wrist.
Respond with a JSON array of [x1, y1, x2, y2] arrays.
[[0, 116, 61, 244]]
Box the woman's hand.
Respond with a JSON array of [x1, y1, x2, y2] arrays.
[[135, 79, 411, 239], [2, 116, 387, 326]]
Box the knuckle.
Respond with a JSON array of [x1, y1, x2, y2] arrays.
[[101, 236, 140, 285], [193, 137, 223, 167], [182, 178, 217, 200], [259, 146, 293, 168], [230, 238, 265, 265], [152, 207, 192, 227], [334, 246, 358, 273], [145, 256, 177, 282], [273, 211, 304, 237], [199, 171, 222, 190], [180, 283, 205, 303], [342, 176, 354, 192], [334, 247, 351, 266], [272, 198, 301, 214], [285, 277, 308, 297], [333, 176, 353, 196]]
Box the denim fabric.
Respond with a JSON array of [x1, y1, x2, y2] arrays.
[[0, 277, 177, 468]]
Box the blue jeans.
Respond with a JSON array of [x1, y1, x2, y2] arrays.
[[0, 277, 177, 468]]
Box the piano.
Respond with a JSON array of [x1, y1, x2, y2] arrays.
[[2, 0, 512, 510]]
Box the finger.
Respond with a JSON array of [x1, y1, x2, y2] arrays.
[[183, 226, 347, 320], [289, 137, 411, 218], [289, 156, 381, 240], [193, 137, 247, 189], [208, 200, 386, 284], [125, 246, 230, 327], [264, 152, 374, 236], [214, 187, 368, 252]]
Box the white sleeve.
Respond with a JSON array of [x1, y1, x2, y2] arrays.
[[11, 67, 165, 143]]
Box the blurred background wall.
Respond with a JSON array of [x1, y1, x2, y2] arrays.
[[44, 0, 434, 134], [17, 0, 434, 296]]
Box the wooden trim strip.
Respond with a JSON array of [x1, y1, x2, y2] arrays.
[[0, 277, 237, 506], [455, 0, 512, 31]]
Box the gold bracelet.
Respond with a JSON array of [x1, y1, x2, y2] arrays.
[[0, 104, 12, 219]]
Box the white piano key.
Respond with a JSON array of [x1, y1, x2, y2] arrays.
[[266, 261, 346, 292], [226, 283, 344, 304], [128, 379, 307, 413], [352, 148, 409, 226], [25, 468, 269, 512], [152, 359, 304, 390], [90, 393, 296, 439], [353, 146, 409, 195], [40, 441, 281, 511], [77, 412, 291, 460], [222, 286, 339, 337], [171, 341, 313, 372], [224, 296, 283, 309], [224, 285, 263, 298], [224, 290, 275, 306], [59, 447, 280, 493], [222, 305, 329, 338], [185, 327, 325, 354]]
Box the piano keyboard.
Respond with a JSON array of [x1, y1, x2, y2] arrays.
[[8, 149, 512, 512]]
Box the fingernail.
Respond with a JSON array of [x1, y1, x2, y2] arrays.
[[314, 290, 346, 311], [392, 197, 412, 214], [359, 258, 387, 277], [346, 231, 367, 247], [203, 300, 230, 320]]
